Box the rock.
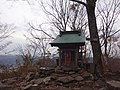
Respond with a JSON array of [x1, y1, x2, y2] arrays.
[[29, 80, 36, 84], [52, 73, 66, 77], [0, 85, 14, 90], [34, 78, 44, 85], [55, 69, 64, 74], [51, 75, 58, 80], [43, 76, 51, 84], [71, 74, 80, 78], [68, 71, 76, 75], [74, 76, 84, 82], [41, 86, 70, 90], [34, 77, 51, 85], [98, 87, 107, 90], [106, 80, 120, 90], [22, 84, 32, 90], [1, 78, 19, 85], [55, 66, 62, 70], [72, 88, 81, 90], [82, 71, 92, 79], [19, 81, 28, 87], [22, 84, 39, 90], [6, 79, 17, 85], [1, 79, 8, 83], [26, 72, 35, 81], [57, 76, 74, 84], [0, 82, 2, 85], [95, 80, 106, 87], [80, 86, 93, 90], [55, 86, 70, 90], [62, 67, 72, 72], [55, 65, 63, 74], [39, 67, 54, 76], [34, 72, 40, 79]]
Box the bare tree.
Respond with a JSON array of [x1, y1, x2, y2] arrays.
[[41, 0, 87, 31], [0, 23, 14, 53], [24, 23, 53, 59], [69, 2, 87, 31], [17, 45, 38, 66], [70, 0, 103, 77], [97, 0, 120, 58]]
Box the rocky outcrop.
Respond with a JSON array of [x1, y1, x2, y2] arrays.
[[1, 67, 119, 90]]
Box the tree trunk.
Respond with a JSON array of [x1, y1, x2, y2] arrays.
[[86, 0, 103, 77]]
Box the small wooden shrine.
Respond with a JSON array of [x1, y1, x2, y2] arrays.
[[50, 31, 85, 67]]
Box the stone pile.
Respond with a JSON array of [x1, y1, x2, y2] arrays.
[[0, 66, 120, 90]]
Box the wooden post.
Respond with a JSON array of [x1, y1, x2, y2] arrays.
[[58, 48, 61, 66], [75, 49, 78, 67]]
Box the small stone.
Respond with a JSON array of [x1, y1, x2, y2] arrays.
[[34, 72, 40, 79], [51, 75, 57, 80], [71, 74, 80, 78], [26, 72, 35, 81], [34, 78, 44, 85], [22, 84, 32, 90], [96, 80, 106, 87], [80, 86, 93, 90], [74, 76, 84, 81], [57, 76, 74, 84], [68, 71, 76, 75], [43, 76, 51, 84], [98, 87, 107, 90], [82, 71, 91, 79], [22, 84, 39, 90], [55, 69, 64, 74], [62, 67, 72, 72]]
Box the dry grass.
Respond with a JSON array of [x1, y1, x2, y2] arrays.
[[0, 65, 37, 80], [0, 58, 55, 80], [0, 57, 120, 80]]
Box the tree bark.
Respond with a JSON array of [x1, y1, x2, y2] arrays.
[[86, 0, 103, 77]]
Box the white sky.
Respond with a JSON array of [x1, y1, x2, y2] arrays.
[[0, 0, 47, 54], [0, 0, 44, 54], [0, 0, 46, 35], [0, 0, 120, 54]]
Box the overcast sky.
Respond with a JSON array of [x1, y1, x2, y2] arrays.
[[0, 0, 45, 34], [0, 0, 120, 55], [0, 0, 48, 54]]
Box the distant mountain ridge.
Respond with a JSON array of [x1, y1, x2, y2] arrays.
[[0, 55, 22, 65]]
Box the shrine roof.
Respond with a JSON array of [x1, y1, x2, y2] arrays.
[[50, 31, 85, 46]]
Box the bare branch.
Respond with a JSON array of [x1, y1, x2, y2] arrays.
[[109, 29, 120, 37], [28, 23, 55, 39], [69, 0, 87, 7]]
